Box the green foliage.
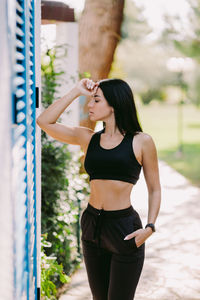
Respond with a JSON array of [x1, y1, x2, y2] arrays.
[[110, 0, 178, 97], [79, 71, 91, 79], [42, 149, 89, 276], [138, 102, 200, 186], [140, 88, 166, 105], [41, 46, 65, 109], [41, 45, 90, 296], [174, 40, 200, 63], [121, 0, 152, 42], [191, 73, 200, 106], [159, 143, 200, 187], [138, 102, 200, 150], [41, 140, 71, 231], [41, 234, 70, 300], [172, 0, 200, 63], [160, 0, 200, 105]]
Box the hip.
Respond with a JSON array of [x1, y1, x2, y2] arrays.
[[81, 202, 145, 256]]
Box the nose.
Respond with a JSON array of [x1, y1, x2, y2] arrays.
[[87, 99, 94, 108]]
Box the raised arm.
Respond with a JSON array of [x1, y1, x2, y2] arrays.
[[36, 79, 98, 150]]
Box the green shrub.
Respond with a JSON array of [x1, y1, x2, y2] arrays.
[[41, 234, 70, 300], [42, 145, 89, 276], [41, 45, 90, 291]]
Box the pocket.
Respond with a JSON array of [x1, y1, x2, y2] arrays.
[[120, 215, 143, 251], [126, 236, 138, 249], [80, 209, 87, 229], [80, 210, 95, 241], [120, 214, 142, 235]]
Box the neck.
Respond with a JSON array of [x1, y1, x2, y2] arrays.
[[103, 119, 121, 136]]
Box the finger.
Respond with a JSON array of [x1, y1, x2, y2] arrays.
[[86, 80, 94, 90], [86, 80, 90, 89], [90, 82, 95, 90], [91, 85, 98, 95], [93, 82, 99, 92], [82, 78, 90, 86], [124, 233, 136, 240], [91, 81, 96, 89], [94, 82, 99, 89], [81, 79, 89, 89]]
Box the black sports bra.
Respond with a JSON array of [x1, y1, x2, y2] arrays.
[[84, 128, 142, 184]]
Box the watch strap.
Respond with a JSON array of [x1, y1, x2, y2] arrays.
[[145, 223, 155, 232]]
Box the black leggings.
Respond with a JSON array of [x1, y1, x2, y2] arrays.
[[80, 203, 145, 300]]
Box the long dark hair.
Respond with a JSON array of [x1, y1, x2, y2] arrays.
[[98, 78, 142, 136]]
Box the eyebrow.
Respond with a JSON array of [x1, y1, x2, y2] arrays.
[[94, 94, 101, 98]]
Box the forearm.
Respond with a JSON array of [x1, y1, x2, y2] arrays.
[[143, 189, 161, 236], [37, 87, 80, 125], [147, 189, 161, 224], [125, 188, 161, 243]]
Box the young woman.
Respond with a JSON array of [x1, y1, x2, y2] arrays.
[[37, 78, 161, 300]]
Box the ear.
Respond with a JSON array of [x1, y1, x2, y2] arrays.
[[111, 107, 114, 113]]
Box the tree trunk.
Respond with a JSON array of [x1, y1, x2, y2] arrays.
[[79, 0, 125, 129]]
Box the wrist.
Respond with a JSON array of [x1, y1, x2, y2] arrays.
[[145, 223, 156, 233], [70, 86, 81, 98], [144, 227, 153, 236]]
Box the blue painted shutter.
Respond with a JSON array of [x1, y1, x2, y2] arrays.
[[12, 0, 37, 299]]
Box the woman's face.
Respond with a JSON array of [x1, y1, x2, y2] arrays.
[[87, 87, 113, 122]]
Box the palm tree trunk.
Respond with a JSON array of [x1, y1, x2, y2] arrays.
[[79, 0, 125, 129]]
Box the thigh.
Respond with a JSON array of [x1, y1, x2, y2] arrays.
[[82, 241, 112, 300], [108, 255, 144, 300]]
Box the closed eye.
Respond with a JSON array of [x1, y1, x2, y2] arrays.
[[93, 95, 101, 102]]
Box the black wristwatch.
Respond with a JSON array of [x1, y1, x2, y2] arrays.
[[145, 223, 156, 232]]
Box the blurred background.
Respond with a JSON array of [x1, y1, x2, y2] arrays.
[[0, 0, 199, 299], [42, 0, 200, 185]]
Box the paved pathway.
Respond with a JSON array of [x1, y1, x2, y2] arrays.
[[60, 161, 200, 300]]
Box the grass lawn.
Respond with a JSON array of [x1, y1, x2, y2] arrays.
[[137, 103, 200, 186]]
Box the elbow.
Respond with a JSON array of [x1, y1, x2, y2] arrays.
[[148, 184, 161, 197], [36, 117, 42, 127], [36, 116, 46, 129]]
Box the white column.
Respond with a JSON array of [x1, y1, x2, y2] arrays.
[[56, 22, 80, 151]]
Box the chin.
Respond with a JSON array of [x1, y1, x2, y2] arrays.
[[89, 115, 98, 122], [89, 113, 105, 122]]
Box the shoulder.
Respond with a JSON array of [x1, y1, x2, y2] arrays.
[[76, 127, 103, 153], [133, 132, 158, 167], [134, 132, 156, 150], [134, 131, 154, 142]]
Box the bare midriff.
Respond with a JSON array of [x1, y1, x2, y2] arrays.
[[88, 179, 134, 211]]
